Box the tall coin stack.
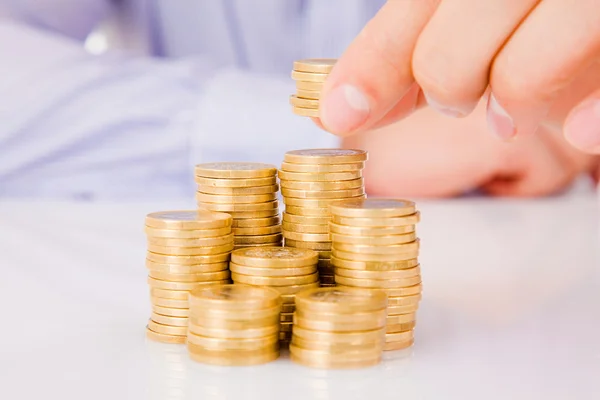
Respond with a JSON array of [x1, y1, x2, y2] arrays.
[[279, 149, 368, 287], [290, 287, 387, 369], [195, 162, 283, 249], [329, 199, 422, 351], [230, 247, 320, 342], [290, 59, 336, 118], [145, 210, 234, 344], [187, 284, 282, 366]]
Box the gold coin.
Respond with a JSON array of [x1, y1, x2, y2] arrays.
[[270, 282, 320, 295], [229, 262, 316, 277], [280, 312, 294, 323], [148, 276, 231, 290], [145, 327, 186, 344], [335, 275, 421, 289], [320, 275, 336, 285], [283, 231, 330, 242], [234, 233, 283, 245], [230, 209, 280, 219], [387, 303, 419, 315], [199, 200, 279, 212], [291, 70, 328, 82], [150, 287, 190, 300], [383, 339, 414, 351], [332, 248, 419, 262], [144, 225, 232, 239], [188, 346, 279, 366], [332, 212, 421, 227], [284, 195, 366, 208], [195, 175, 277, 188], [386, 321, 417, 333], [282, 221, 329, 234], [284, 239, 331, 250], [294, 309, 386, 332], [318, 251, 332, 259], [318, 258, 332, 268], [151, 296, 189, 309], [292, 106, 320, 117], [147, 234, 234, 248], [231, 247, 318, 268], [387, 313, 416, 325], [295, 286, 387, 314], [330, 232, 417, 246], [291, 337, 383, 353], [281, 303, 296, 313], [280, 322, 294, 332], [333, 240, 420, 255], [196, 192, 277, 204], [189, 284, 281, 311], [280, 178, 364, 190], [278, 170, 362, 182], [289, 345, 382, 369], [151, 312, 188, 327], [232, 271, 319, 286], [293, 325, 384, 343], [187, 332, 279, 350], [284, 149, 368, 164], [194, 162, 277, 179], [334, 266, 420, 280], [330, 198, 416, 218], [188, 313, 280, 330], [197, 184, 279, 195], [330, 256, 419, 271], [282, 213, 330, 225], [145, 210, 232, 230], [233, 242, 282, 250], [296, 89, 321, 99], [280, 294, 297, 304], [148, 270, 232, 283], [293, 58, 337, 73], [145, 259, 229, 274], [231, 216, 280, 228], [290, 94, 319, 109], [232, 225, 282, 236], [385, 329, 414, 342], [387, 294, 422, 306], [320, 283, 337, 287], [284, 206, 330, 217], [281, 187, 365, 199], [152, 304, 189, 317], [382, 284, 423, 297], [147, 251, 231, 265], [329, 223, 415, 236], [147, 242, 234, 256], [296, 80, 324, 91], [147, 320, 187, 336]]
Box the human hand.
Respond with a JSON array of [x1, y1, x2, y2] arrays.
[[319, 0, 600, 154]]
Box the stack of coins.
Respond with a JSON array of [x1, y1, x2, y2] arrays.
[[195, 162, 282, 249], [329, 199, 422, 351], [187, 284, 282, 366], [290, 287, 387, 369], [279, 149, 368, 287], [145, 210, 234, 344], [230, 247, 320, 342], [290, 59, 336, 118]]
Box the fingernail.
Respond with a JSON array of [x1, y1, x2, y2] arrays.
[[320, 84, 370, 134], [423, 92, 473, 118], [565, 100, 600, 152], [487, 94, 516, 140]]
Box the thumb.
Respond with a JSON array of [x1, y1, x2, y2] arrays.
[[319, 0, 438, 136], [564, 87, 600, 154]]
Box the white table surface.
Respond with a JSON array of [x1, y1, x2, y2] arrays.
[[1, 193, 599, 400]]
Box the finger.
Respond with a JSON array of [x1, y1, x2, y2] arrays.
[[564, 85, 600, 154], [319, 0, 439, 136], [412, 0, 539, 118], [489, 0, 600, 140]]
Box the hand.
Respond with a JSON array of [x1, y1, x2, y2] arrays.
[[319, 0, 600, 154], [342, 100, 598, 197]]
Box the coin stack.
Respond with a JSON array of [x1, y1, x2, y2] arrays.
[[329, 199, 422, 351], [290, 287, 387, 369], [145, 210, 234, 344], [290, 59, 336, 118], [187, 284, 282, 366], [230, 247, 320, 342], [279, 149, 367, 287], [195, 162, 283, 249]]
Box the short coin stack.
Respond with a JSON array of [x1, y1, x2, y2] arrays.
[[187, 284, 282, 365], [290, 287, 387, 369], [290, 59, 336, 118], [145, 210, 234, 344], [329, 199, 422, 351], [279, 149, 368, 287], [195, 162, 282, 249], [230, 247, 320, 342]]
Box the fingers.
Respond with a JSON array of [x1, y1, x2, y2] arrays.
[[488, 0, 600, 140], [564, 86, 600, 154], [319, 0, 439, 136], [412, 0, 539, 118]]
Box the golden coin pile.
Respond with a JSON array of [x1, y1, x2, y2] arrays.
[[230, 247, 320, 342], [187, 284, 282, 366], [329, 199, 422, 351], [195, 162, 282, 249], [145, 210, 234, 344], [279, 149, 368, 287], [290, 287, 387, 369], [290, 59, 336, 118]]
